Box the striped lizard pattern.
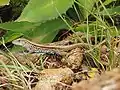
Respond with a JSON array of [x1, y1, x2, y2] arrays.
[[12, 38, 90, 56]]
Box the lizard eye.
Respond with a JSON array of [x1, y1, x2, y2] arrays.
[[17, 39, 23, 43], [17, 40, 21, 42]]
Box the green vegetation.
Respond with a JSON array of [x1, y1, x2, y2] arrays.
[[0, 0, 119, 43], [0, 0, 120, 89]]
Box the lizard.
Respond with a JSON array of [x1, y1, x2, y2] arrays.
[[12, 38, 91, 56]]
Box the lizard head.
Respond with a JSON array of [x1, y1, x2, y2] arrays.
[[12, 38, 28, 46]]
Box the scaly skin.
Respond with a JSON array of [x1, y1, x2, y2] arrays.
[[12, 38, 90, 55]]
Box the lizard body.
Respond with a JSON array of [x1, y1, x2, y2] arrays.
[[12, 38, 90, 55]]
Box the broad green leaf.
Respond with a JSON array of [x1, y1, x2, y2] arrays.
[[98, 6, 120, 15], [75, 23, 95, 34], [0, 21, 38, 33], [0, 18, 71, 43], [74, 21, 103, 35], [0, 0, 9, 6], [76, 0, 98, 20], [0, 21, 38, 43], [2, 32, 23, 43], [24, 18, 71, 43], [17, 0, 74, 22]]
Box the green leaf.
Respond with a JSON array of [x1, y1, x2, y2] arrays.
[[0, 21, 38, 33], [76, 0, 98, 20], [24, 18, 71, 43], [0, 0, 9, 6], [0, 18, 71, 43], [75, 21, 119, 37], [0, 21, 38, 43], [102, 0, 116, 6], [2, 32, 23, 43], [97, 0, 116, 11], [109, 27, 119, 37], [75, 23, 95, 34], [98, 6, 120, 15], [17, 0, 74, 22]]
